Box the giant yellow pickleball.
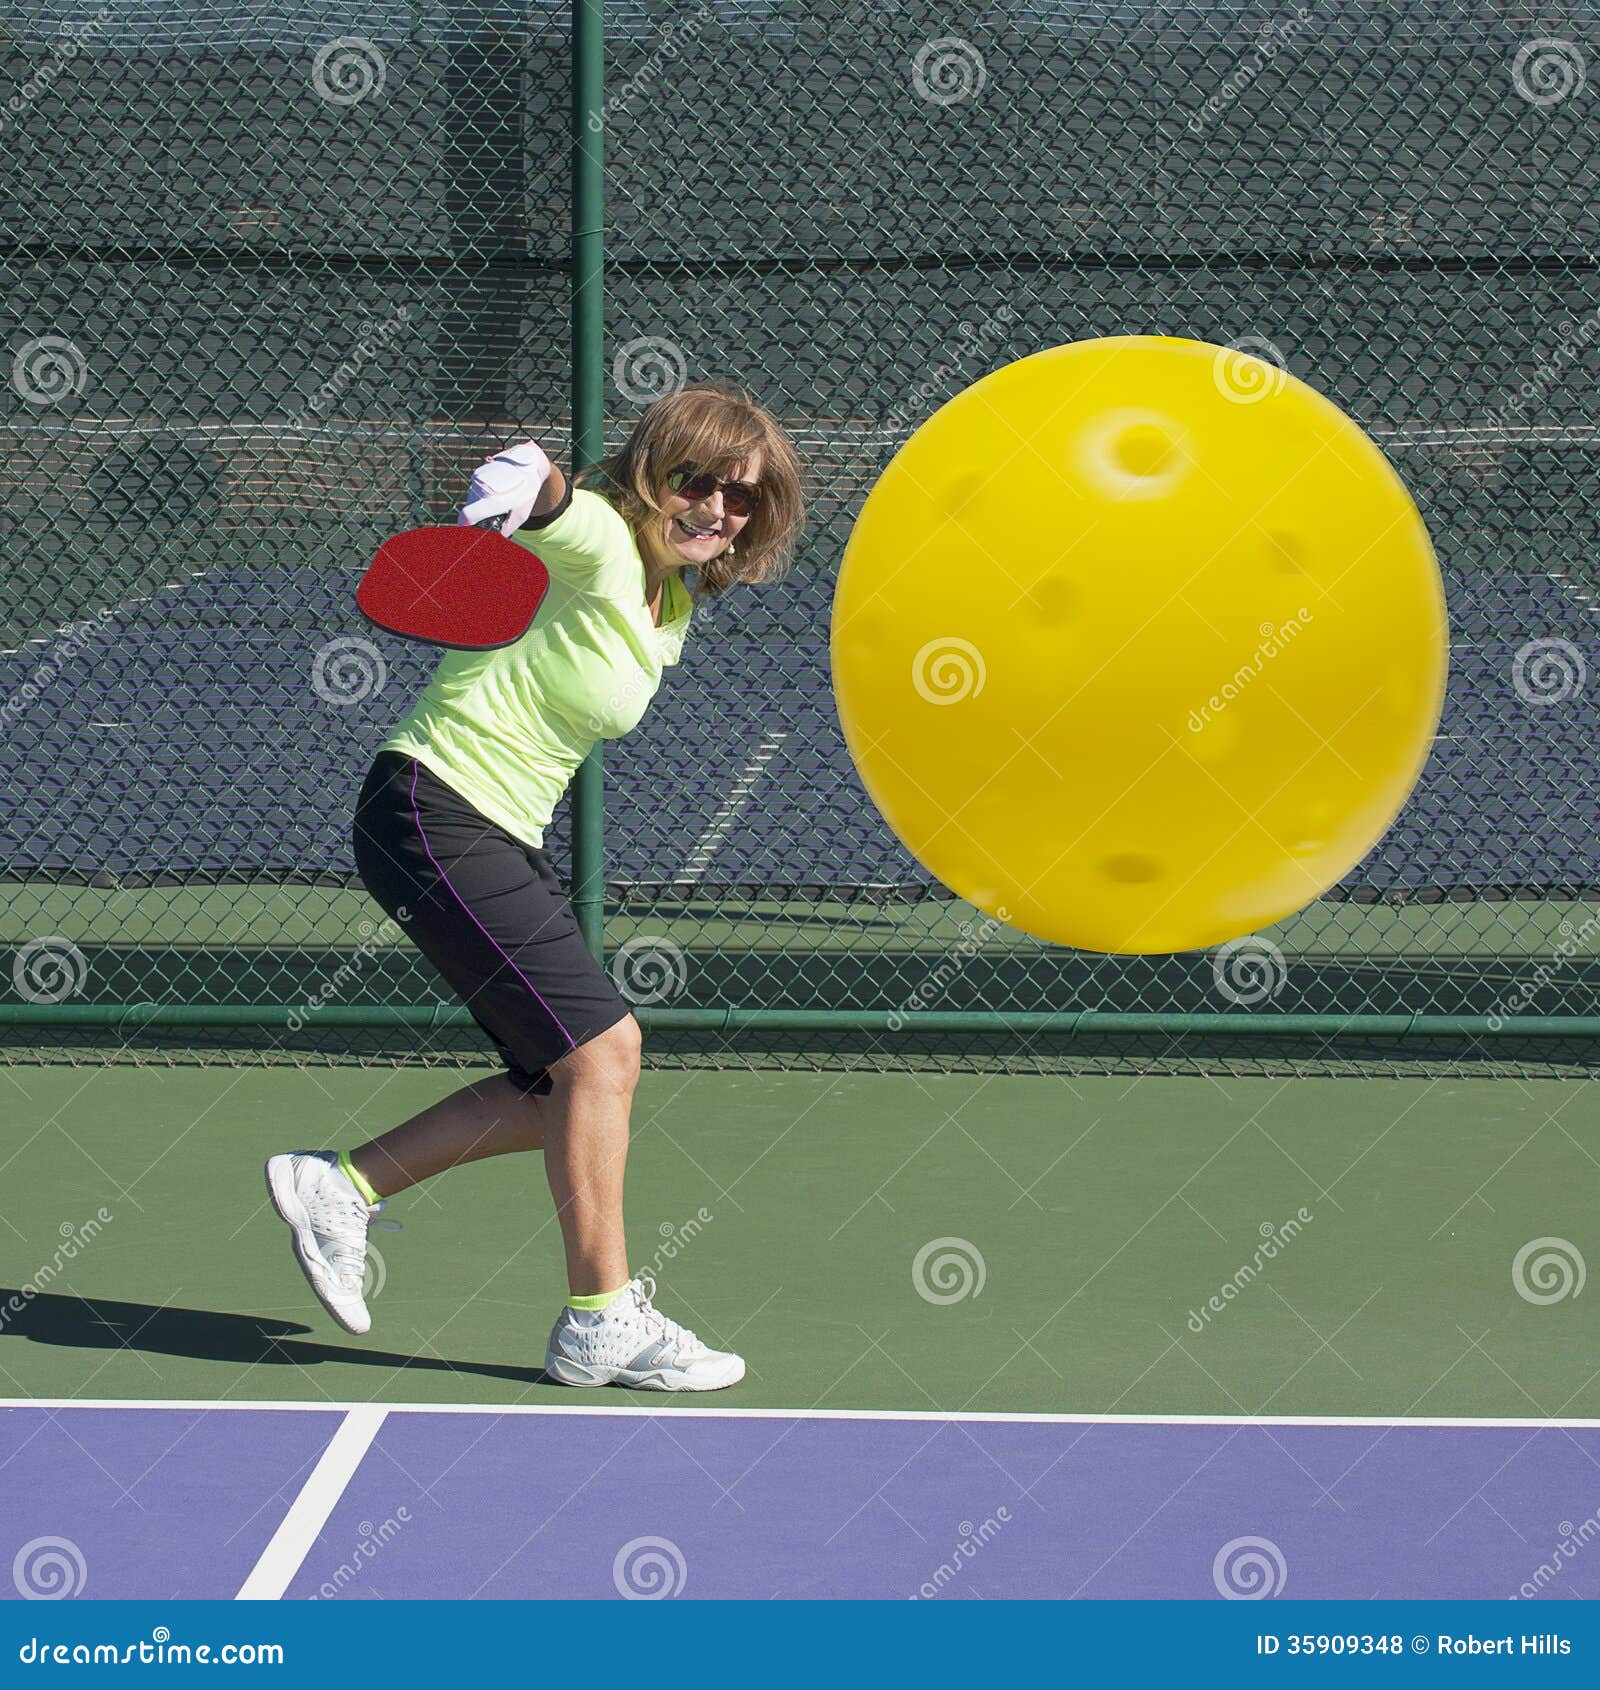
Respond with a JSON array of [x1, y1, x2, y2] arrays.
[[830, 335, 1448, 954]]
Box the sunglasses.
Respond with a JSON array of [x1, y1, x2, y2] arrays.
[[665, 464, 763, 518]]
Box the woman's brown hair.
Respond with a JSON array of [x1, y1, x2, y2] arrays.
[[576, 380, 805, 598]]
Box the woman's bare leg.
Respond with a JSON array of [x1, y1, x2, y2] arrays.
[[347, 1016, 640, 1297], [350, 1074, 549, 1196], [539, 1018, 639, 1296]]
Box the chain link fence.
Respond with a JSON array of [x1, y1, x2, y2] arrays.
[[3, 1, 1599, 1076]]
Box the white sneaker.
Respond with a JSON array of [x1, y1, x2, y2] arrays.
[[544, 1272, 745, 1391], [264, 1152, 379, 1335]]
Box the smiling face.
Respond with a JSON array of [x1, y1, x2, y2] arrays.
[[656, 450, 765, 571]]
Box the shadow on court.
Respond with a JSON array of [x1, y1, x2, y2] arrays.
[[0, 1289, 547, 1386]]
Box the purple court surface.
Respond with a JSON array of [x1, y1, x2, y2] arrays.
[[3, 1402, 1597, 1601]]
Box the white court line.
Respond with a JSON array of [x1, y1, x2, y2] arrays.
[[675, 731, 789, 881], [5, 1398, 1600, 1431], [233, 1405, 388, 1601]]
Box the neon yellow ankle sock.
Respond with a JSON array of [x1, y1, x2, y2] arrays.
[[567, 1284, 628, 1313], [339, 1150, 380, 1206]]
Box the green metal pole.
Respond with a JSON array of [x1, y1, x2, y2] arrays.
[[570, 0, 606, 959], [6, 1005, 1600, 1040]]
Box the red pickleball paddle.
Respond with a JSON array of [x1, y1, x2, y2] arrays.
[[358, 524, 550, 649]]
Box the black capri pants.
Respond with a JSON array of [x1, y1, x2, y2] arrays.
[[353, 750, 631, 1095]]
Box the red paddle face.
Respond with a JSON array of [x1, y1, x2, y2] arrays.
[[358, 526, 550, 650]]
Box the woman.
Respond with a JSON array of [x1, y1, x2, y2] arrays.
[[266, 381, 804, 1391]]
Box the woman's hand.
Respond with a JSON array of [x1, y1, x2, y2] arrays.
[[458, 440, 557, 535]]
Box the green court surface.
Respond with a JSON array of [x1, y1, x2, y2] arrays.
[[2, 1064, 1596, 1418]]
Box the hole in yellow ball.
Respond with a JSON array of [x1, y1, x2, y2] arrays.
[[1264, 529, 1307, 573], [1114, 424, 1177, 479], [1101, 852, 1162, 884], [1030, 574, 1081, 624]]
